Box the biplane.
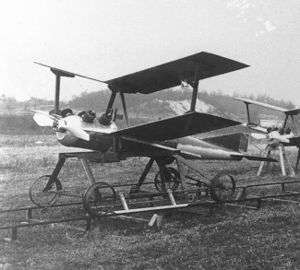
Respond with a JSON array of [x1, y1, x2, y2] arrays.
[[31, 52, 275, 217], [236, 97, 300, 175]]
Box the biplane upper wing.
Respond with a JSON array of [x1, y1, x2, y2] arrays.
[[105, 52, 249, 94], [235, 97, 300, 115], [111, 111, 240, 142]]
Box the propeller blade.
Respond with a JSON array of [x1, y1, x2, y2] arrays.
[[32, 111, 55, 127], [31, 110, 58, 118], [252, 131, 291, 144], [33, 113, 53, 127], [269, 133, 290, 143], [33, 111, 90, 141], [58, 118, 90, 141]]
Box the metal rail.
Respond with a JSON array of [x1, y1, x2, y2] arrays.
[[1, 176, 299, 241], [0, 201, 83, 214], [0, 201, 91, 241]]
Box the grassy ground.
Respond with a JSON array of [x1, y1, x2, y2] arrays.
[[0, 135, 299, 270]]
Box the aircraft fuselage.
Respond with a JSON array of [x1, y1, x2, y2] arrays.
[[57, 129, 242, 161]]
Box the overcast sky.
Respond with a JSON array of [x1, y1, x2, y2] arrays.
[[0, 0, 299, 103]]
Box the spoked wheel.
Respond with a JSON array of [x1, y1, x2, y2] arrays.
[[194, 181, 210, 200], [210, 173, 236, 202], [29, 175, 62, 207], [83, 182, 117, 218], [154, 167, 181, 192]]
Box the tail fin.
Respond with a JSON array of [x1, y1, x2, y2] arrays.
[[203, 133, 249, 152]]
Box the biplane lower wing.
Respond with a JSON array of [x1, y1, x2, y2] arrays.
[[112, 111, 240, 142]]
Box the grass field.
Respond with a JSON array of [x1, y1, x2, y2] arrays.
[[0, 135, 299, 270]]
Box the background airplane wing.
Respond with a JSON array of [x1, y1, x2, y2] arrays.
[[111, 111, 240, 142], [106, 52, 249, 94], [235, 97, 300, 115]]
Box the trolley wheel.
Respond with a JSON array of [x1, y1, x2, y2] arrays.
[[154, 167, 180, 192], [29, 175, 62, 207], [210, 173, 236, 202], [195, 181, 210, 199], [83, 182, 117, 217]]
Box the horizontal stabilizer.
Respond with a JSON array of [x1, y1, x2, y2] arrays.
[[113, 111, 240, 142], [106, 52, 249, 94], [235, 97, 300, 115]]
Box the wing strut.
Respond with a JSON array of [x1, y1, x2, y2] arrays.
[[105, 91, 117, 115], [34, 62, 107, 113], [119, 92, 129, 126], [50, 68, 74, 113], [245, 102, 251, 125], [190, 65, 200, 112], [237, 99, 256, 126]]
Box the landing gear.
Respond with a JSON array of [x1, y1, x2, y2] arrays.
[[30, 152, 237, 222], [29, 175, 62, 207]]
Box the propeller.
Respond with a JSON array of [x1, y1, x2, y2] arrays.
[[32, 110, 90, 141], [57, 117, 90, 141], [33, 112, 55, 127], [251, 130, 292, 145], [32, 110, 60, 126], [267, 131, 291, 144]]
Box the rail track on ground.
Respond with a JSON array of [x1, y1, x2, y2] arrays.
[[1, 176, 299, 241]]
